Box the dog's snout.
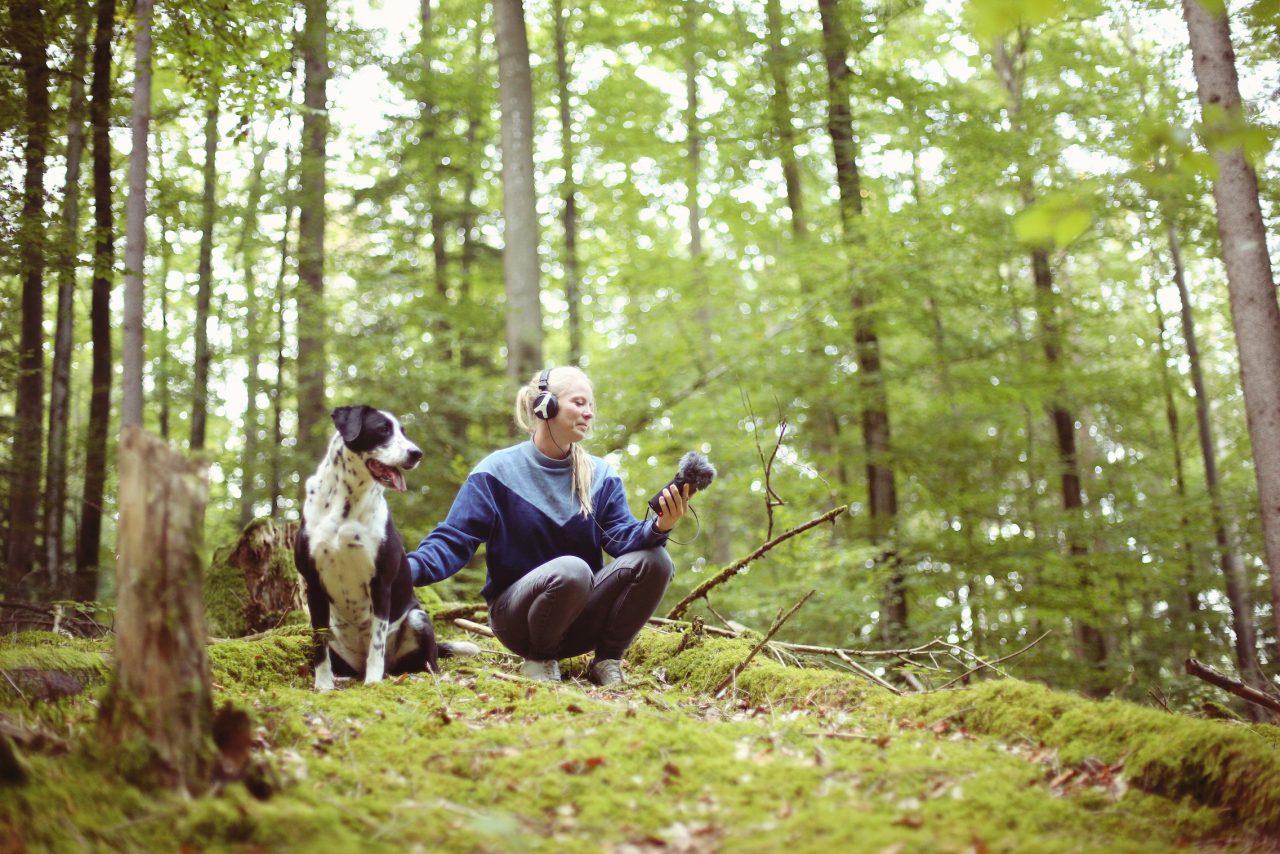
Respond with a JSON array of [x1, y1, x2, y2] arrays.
[[406, 447, 423, 468]]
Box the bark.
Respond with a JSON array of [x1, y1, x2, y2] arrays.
[[817, 0, 904, 640], [44, 1, 92, 586], [1165, 215, 1264, 686], [121, 0, 153, 430], [237, 133, 271, 528], [494, 0, 542, 381], [190, 96, 218, 450], [420, 0, 449, 309], [296, 0, 329, 473], [994, 34, 1105, 668], [271, 141, 297, 520], [6, 0, 52, 590], [155, 137, 173, 441], [224, 519, 302, 634], [552, 0, 582, 365], [100, 427, 213, 792], [1181, 0, 1280, 649], [76, 0, 118, 599], [765, 0, 805, 238]]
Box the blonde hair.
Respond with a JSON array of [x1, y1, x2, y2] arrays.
[[515, 367, 594, 517]]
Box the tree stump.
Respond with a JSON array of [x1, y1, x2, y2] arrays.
[[100, 427, 213, 792], [232, 518, 303, 633]]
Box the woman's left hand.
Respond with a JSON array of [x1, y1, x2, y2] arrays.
[[655, 484, 691, 533]]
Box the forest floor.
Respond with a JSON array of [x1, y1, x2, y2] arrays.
[[1, 615, 1278, 853]]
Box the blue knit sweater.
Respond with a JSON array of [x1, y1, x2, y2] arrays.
[[406, 441, 668, 602]]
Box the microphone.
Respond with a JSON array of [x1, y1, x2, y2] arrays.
[[648, 452, 716, 515]]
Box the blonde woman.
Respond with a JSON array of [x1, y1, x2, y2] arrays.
[[407, 367, 689, 685]]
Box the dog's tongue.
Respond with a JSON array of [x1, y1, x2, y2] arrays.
[[366, 460, 407, 492]]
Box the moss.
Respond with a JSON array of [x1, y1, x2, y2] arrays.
[[208, 625, 313, 692], [204, 543, 250, 639]]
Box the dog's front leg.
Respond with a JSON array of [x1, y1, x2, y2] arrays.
[[296, 531, 336, 692], [365, 575, 391, 685]]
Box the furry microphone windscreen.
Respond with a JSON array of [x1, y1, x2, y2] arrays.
[[648, 452, 717, 514]]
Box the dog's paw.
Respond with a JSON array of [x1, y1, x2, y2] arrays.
[[363, 671, 384, 686], [314, 673, 336, 692]]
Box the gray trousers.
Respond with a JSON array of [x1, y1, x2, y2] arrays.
[[488, 548, 675, 661]]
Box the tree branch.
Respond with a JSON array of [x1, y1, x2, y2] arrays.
[[714, 589, 814, 697], [1185, 658, 1280, 716]]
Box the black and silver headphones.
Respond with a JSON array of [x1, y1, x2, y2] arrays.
[[532, 368, 559, 421]]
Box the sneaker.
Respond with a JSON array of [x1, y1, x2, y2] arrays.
[[438, 641, 482, 659], [519, 659, 561, 682], [588, 658, 624, 687]]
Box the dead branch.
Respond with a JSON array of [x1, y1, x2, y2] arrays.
[[666, 505, 848, 620], [1185, 658, 1280, 716], [453, 618, 495, 638], [934, 631, 1051, 691], [433, 603, 489, 622], [713, 589, 815, 698]]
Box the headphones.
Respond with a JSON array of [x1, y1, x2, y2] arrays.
[[532, 368, 559, 420]]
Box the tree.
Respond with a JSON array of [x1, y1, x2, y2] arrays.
[[121, 0, 154, 430], [44, 0, 92, 585], [190, 95, 218, 450], [494, 0, 542, 381], [77, 0, 119, 600], [5, 0, 51, 590], [1181, 0, 1280, 649], [297, 0, 329, 473], [552, 0, 581, 365]]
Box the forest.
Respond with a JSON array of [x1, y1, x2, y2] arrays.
[[2, 0, 1280, 848]]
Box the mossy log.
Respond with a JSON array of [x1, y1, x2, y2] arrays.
[[206, 518, 304, 638], [99, 427, 214, 793]]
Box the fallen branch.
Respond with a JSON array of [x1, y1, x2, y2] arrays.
[[666, 505, 848, 619], [835, 650, 902, 695], [1185, 658, 1280, 716], [453, 618, 495, 638], [433, 603, 489, 622], [933, 631, 1051, 691], [713, 589, 814, 698]]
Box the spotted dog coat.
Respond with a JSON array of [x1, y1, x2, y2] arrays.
[[295, 405, 439, 691]]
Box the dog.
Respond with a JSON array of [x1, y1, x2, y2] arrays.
[[295, 405, 474, 690]]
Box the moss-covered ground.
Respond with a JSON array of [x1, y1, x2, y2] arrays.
[[2, 616, 1277, 852]]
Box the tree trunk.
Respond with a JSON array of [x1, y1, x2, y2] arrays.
[[765, 0, 805, 238], [44, 0, 92, 587], [1181, 0, 1280, 649], [271, 140, 296, 520], [1166, 212, 1266, 688], [297, 0, 329, 476], [6, 0, 52, 591], [494, 0, 542, 381], [77, 0, 118, 600], [100, 427, 213, 792], [994, 33, 1105, 669], [154, 135, 173, 441], [552, 0, 582, 365], [817, 0, 904, 640], [121, 0, 153, 430], [191, 96, 218, 451], [420, 0, 450, 310], [237, 132, 271, 528]]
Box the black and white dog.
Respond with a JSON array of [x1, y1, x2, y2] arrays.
[[295, 405, 473, 691]]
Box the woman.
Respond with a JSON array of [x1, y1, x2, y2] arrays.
[[406, 366, 689, 685]]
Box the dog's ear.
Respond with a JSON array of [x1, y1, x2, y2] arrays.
[[330, 406, 369, 444]]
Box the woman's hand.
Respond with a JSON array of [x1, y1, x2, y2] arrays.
[[655, 483, 691, 533]]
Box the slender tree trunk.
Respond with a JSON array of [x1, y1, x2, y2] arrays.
[[994, 34, 1105, 669], [765, 0, 804, 238], [6, 0, 52, 590], [190, 96, 218, 450], [419, 0, 449, 305], [817, 0, 904, 640], [1166, 213, 1266, 686], [237, 132, 271, 528], [296, 0, 329, 478], [154, 135, 173, 441], [1182, 0, 1280, 649], [552, 0, 582, 365], [460, 16, 485, 310], [121, 0, 153, 430], [77, 0, 118, 599], [494, 0, 542, 381], [684, 1, 703, 266], [45, 1, 93, 587]]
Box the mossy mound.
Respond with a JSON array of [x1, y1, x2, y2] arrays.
[[204, 549, 250, 639], [1, 625, 1276, 851]]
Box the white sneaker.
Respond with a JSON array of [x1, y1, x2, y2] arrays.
[[588, 658, 624, 687], [519, 659, 562, 681], [438, 641, 482, 658]]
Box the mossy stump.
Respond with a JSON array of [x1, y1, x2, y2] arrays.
[[100, 427, 215, 793]]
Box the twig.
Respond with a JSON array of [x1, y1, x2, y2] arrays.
[[667, 505, 848, 619], [835, 650, 903, 695], [704, 602, 740, 636], [713, 590, 815, 698], [433, 603, 489, 622], [453, 618, 495, 637], [934, 631, 1051, 691], [648, 616, 739, 638], [1185, 658, 1280, 715]]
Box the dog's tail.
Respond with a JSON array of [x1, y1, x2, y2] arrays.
[[438, 640, 482, 659]]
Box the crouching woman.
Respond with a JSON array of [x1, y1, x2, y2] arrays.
[[406, 366, 689, 685]]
